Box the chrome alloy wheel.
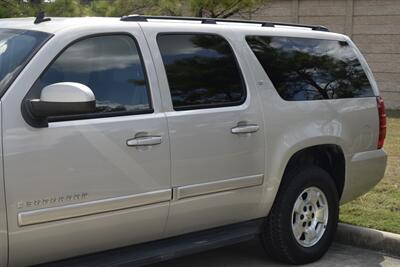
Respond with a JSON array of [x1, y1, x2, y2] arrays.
[[291, 186, 329, 247]]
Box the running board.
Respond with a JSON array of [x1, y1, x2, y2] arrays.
[[35, 219, 264, 267]]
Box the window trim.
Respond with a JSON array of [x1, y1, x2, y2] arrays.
[[22, 32, 154, 127], [156, 32, 247, 111], [245, 35, 375, 102]]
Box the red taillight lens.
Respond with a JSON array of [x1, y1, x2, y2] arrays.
[[377, 96, 387, 149]]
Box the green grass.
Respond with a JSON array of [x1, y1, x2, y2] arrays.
[[340, 110, 400, 234]]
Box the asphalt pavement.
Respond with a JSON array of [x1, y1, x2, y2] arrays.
[[147, 240, 400, 267]]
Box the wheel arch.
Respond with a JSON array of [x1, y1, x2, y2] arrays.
[[281, 144, 346, 198]]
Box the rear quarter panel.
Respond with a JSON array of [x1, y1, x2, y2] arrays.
[[257, 91, 379, 213], [234, 30, 380, 215]]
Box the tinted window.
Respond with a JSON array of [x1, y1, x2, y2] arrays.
[[31, 35, 151, 116], [157, 34, 245, 110], [246, 36, 374, 100], [0, 29, 50, 96]]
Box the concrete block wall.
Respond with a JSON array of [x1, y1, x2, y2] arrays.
[[241, 0, 400, 109]]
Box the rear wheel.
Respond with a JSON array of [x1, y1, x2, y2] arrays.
[[261, 166, 339, 264]]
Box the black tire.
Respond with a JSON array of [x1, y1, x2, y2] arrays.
[[260, 165, 339, 265]]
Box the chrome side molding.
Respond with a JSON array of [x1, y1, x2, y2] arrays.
[[18, 189, 172, 226], [18, 175, 264, 226], [175, 174, 264, 200]]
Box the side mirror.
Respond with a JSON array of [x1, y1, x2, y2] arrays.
[[27, 82, 96, 118]]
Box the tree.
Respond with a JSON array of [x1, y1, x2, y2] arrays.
[[44, 0, 92, 17], [99, 0, 265, 18], [188, 0, 265, 18], [102, 0, 184, 17], [103, 0, 160, 17], [0, 0, 37, 18], [0, 0, 267, 19], [88, 0, 110, 16]]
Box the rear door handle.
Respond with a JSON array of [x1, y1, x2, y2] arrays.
[[127, 136, 163, 147], [231, 124, 260, 134]]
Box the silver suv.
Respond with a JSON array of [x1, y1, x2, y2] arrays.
[[0, 15, 387, 267]]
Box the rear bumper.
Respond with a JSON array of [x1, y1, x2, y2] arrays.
[[340, 149, 387, 204]]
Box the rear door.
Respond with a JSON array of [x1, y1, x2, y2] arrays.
[[2, 27, 171, 266], [141, 24, 266, 236]]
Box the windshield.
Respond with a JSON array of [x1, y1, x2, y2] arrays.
[[0, 28, 50, 96]]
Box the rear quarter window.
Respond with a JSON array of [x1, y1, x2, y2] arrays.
[[246, 36, 374, 101]]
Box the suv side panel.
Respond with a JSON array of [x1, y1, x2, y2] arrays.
[[0, 19, 388, 266], [2, 25, 171, 267]]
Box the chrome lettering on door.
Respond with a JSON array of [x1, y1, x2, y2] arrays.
[[17, 192, 89, 209]]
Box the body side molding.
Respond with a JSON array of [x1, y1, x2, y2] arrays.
[[175, 174, 264, 200], [18, 189, 172, 226]]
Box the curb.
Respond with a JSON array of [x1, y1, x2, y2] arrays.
[[335, 223, 400, 257]]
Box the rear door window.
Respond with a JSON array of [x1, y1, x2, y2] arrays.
[[157, 34, 246, 110], [246, 36, 374, 101]]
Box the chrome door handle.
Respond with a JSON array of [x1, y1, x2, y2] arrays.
[[231, 124, 260, 134], [127, 136, 163, 147]]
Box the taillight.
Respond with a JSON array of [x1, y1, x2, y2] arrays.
[[377, 96, 386, 149]]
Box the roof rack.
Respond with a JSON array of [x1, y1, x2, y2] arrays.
[[120, 15, 329, 32]]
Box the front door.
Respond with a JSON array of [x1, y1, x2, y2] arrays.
[[142, 26, 266, 236], [3, 29, 171, 266]]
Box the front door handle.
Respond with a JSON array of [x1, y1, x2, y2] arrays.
[[231, 124, 260, 134], [127, 136, 163, 147]]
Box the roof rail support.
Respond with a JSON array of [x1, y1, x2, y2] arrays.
[[201, 19, 216, 24], [120, 15, 148, 22], [261, 22, 274, 27], [120, 15, 329, 32]]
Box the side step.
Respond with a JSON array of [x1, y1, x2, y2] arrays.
[[35, 219, 264, 267]]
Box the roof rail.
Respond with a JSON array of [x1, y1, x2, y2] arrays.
[[120, 15, 329, 32]]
